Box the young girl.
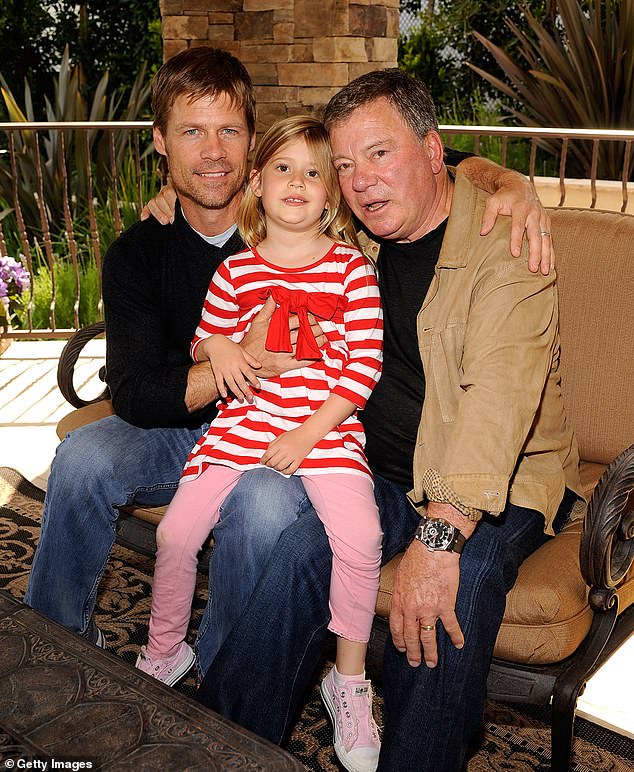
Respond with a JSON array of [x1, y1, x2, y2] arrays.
[[137, 115, 384, 772]]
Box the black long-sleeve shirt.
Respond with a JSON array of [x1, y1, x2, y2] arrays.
[[102, 204, 244, 429]]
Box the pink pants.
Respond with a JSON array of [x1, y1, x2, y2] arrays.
[[146, 465, 383, 658]]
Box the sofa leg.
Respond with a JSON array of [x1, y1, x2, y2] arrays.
[[550, 684, 578, 772], [549, 603, 619, 771]]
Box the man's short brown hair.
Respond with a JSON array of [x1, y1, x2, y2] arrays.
[[151, 47, 256, 138]]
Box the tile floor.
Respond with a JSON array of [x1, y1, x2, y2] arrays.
[[1, 339, 633, 742]]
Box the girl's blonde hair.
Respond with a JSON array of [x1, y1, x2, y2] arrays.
[[238, 114, 358, 249]]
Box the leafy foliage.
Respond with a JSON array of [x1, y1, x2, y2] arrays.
[[28, 246, 100, 330], [0, 0, 161, 119], [439, 91, 559, 176], [469, 0, 634, 178], [399, 1, 551, 120], [0, 46, 159, 331], [0, 46, 152, 237], [5, 148, 164, 331]]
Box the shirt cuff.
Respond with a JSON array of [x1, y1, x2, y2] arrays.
[[421, 468, 483, 522]]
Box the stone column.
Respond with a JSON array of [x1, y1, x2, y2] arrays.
[[159, 1, 399, 132]]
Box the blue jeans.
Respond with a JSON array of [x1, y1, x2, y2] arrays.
[[24, 416, 298, 674], [195, 468, 310, 673], [197, 474, 574, 772]]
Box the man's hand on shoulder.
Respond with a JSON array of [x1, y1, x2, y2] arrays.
[[389, 502, 476, 669], [457, 156, 554, 275], [480, 169, 554, 275]]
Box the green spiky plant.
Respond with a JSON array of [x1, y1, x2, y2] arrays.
[[0, 47, 155, 331], [468, 0, 634, 180], [0, 45, 151, 237]]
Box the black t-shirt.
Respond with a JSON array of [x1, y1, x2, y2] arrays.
[[361, 219, 447, 487]]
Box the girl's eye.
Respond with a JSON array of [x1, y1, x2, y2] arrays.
[[307, 170, 319, 178], [276, 164, 289, 173]]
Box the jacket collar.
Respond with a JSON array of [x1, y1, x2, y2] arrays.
[[436, 168, 479, 269]]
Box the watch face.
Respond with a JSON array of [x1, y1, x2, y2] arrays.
[[422, 519, 455, 550]]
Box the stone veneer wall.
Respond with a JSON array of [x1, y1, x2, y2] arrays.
[[159, 1, 399, 132]]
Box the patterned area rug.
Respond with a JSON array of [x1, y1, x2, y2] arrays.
[[1, 466, 633, 771]]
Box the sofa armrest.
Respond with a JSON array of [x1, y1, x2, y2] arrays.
[[581, 443, 634, 613]]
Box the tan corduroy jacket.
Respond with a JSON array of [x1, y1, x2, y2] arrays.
[[362, 170, 583, 534]]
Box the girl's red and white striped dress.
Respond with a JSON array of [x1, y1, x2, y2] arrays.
[[182, 241, 383, 483]]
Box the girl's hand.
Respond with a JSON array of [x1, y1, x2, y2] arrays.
[[261, 427, 316, 475], [199, 335, 261, 403]]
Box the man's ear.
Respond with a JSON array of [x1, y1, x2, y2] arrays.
[[153, 125, 167, 157], [249, 133, 256, 153], [425, 131, 445, 174], [249, 168, 262, 197]]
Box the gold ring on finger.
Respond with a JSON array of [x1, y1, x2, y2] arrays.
[[420, 624, 436, 631]]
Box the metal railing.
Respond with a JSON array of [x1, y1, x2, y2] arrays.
[[438, 125, 634, 212], [1, 121, 633, 340], [0, 121, 156, 340]]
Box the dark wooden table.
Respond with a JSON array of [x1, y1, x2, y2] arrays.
[[0, 591, 303, 770]]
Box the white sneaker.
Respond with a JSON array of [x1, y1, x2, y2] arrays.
[[320, 667, 381, 772], [135, 641, 195, 687]]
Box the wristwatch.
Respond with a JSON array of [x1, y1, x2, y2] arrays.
[[413, 517, 467, 554]]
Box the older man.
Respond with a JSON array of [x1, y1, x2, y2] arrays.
[[196, 69, 582, 772]]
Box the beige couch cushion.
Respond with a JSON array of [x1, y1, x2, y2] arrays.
[[551, 208, 634, 465], [493, 521, 591, 663], [495, 522, 634, 664]]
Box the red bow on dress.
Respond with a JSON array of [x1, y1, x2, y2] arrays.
[[262, 287, 345, 360]]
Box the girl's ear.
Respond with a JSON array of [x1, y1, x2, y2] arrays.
[[249, 168, 262, 197]]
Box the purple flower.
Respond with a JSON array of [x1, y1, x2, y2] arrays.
[[0, 255, 30, 298], [0, 255, 30, 324]]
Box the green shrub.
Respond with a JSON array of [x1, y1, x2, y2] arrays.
[[470, 0, 634, 179], [440, 91, 559, 177], [20, 242, 101, 330]]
